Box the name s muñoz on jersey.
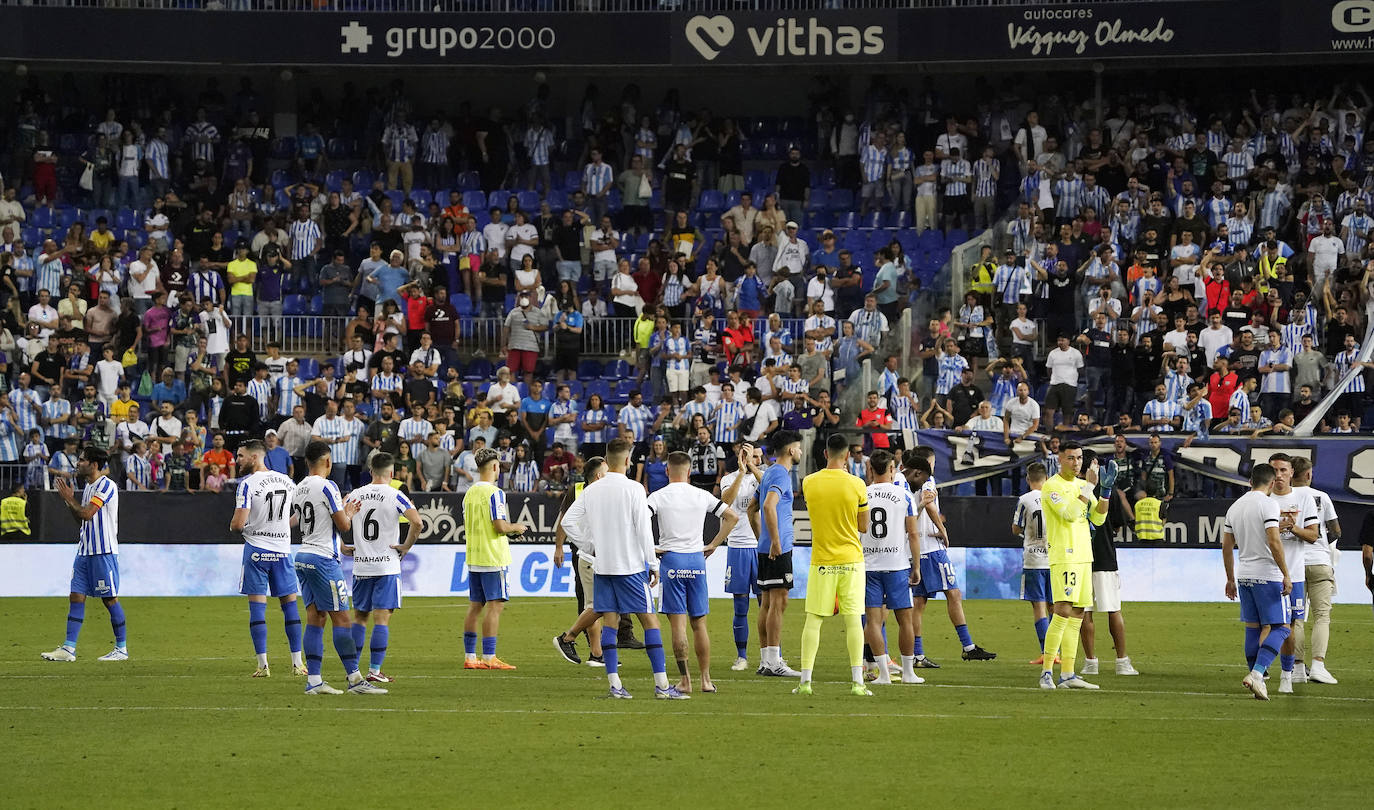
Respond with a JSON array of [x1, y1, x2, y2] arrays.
[[863, 482, 914, 572]]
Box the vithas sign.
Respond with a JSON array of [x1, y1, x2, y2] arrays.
[[675, 11, 895, 63]]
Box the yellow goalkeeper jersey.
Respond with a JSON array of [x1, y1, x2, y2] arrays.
[[1040, 473, 1102, 566]]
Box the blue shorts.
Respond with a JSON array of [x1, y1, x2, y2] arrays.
[[865, 569, 914, 610], [723, 546, 759, 596], [239, 545, 299, 597], [352, 574, 402, 612], [1020, 568, 1050, 603], [468, 569, 510, 603], [1238, 579, 1291, 627], [911, 549, 958, 598], [295, 552, 350, 613], [1288, 581, 1306, 622], [661, 551, 709, 617], [593, 570, 653, 616], [71, 553, 119, 598]]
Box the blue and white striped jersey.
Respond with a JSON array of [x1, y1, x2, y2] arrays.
[[973, 157, 999, 197], [288, 219, 322, 261], [712, 400, 744, 443], [247, 378, 272, 420], [1259, 347, 1292, 394], [124, 453, 151, 490], [583, 162, 614, 195], [1142, 398, 1181, 431], [861, 145, 888, 183], [618, 404, 653, 442], [420, 129, 450, 164], [76, 475, 120, 555]]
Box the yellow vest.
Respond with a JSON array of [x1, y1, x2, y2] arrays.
[[970, 262, 996, 295], [1134, 497, 1164, 542], [1, 495, 29, 535]]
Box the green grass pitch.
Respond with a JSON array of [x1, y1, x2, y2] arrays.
[[5, 597, 1373, 808]]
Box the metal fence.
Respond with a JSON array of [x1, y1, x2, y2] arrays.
[[0, 0, 1198, 11], [233, 313, 815, 361]]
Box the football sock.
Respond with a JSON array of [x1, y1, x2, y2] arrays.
[[901, 654, 916, 680], [303, 624, 324, 677], [955, 623, 974, 650], [913, 636, 924, 658], [106, 602, 126, 648], [644, 628, 666, 674], [482, 636, 497, 661], [732, 596, 749, 657], [1042, 616, 1068, 674], [844, 613, 864, 668], [351, 622, 366, 655], [1244, 625, 1260, 670], [1034, 616, 1050, 650], [64, 601, 85, 649], [764, 646, 779, 667], [801, 668, 813, 684], [1060, 617, 1083, 676], [368, 625, 388, 673], [463, 631, 477, 659], [1280, 654, 1295, 674], [800, 613, 823, 671], [1255, 625, 1290, 673], [249, 601, 268, 657], [282, 600, 303, 658], [332, 626, 359, 675], [600, 625, 619, 676], [875, 654, 891, 683]]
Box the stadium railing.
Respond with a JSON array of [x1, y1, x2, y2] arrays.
[[232, 314, 816, 361], [0, 0, 1190, 12]]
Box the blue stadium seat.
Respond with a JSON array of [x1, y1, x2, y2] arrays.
[[818, 167, 837, 188], [890, 210, 911, 229], [488, 190, 515, 211], [605, 381, 631, 405], [838, 228, 867, 250], [326, 138, 355, 160], [20, 226, 38, 245], [86, 208, 111, 226], [918, 229, 944, 250], [698, 190, 725, 213], [463, 356, 493, 381], [946, 228, 969, 245], [546, 190, 568, 210], [563, 380, 584, 401], [584, 379, 611, 402], [859, 211, 884, 230], [725, 190, 743, 209], [757, 138, 780, 160], [297, 358, 320, 380], [806, 211, 832, 228], [746, 169, 771, 190], [31, 208, 53, 229], [433, 188, 451, 207], [563, 171, 583, 192], [462, 191, 487, 212], [450, 293, 473, 316], [517, 190, 541, 211], [805, 189, 829, 212], [603, 359, 634, 381], [828, 189, 854, 211], [352, 169, 375, 190], [411, 190, 432, 209], [384, 191, 403, 209], [271, 137, 296, 160], [282, 295, 307, 316], [324, 171, 345, 193], [457, 171, 482, 192], [57, 208, 79, 228], [577, 359, 604, 380]]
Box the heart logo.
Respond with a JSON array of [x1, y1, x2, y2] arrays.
[[685, 15, 735, 61]]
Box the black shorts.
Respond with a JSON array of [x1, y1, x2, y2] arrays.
[[756, 551, 794, 591], [960, 336, 987, 357], [1044, 382, 1077, 413]]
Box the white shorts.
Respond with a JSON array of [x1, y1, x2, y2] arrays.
[[666, 367, 690, 393], [1091, 571, 1121, 613]]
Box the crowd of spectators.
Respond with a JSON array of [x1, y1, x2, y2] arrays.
[[2, 71, 1372, 503], [0, 73, 937, 498]]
